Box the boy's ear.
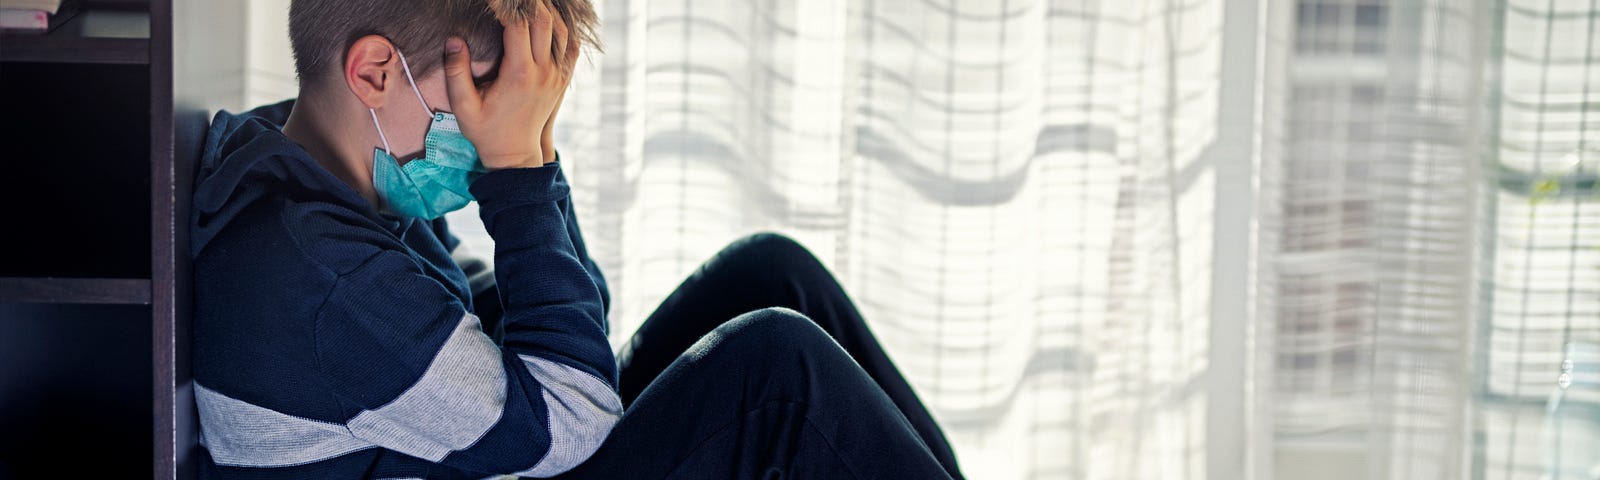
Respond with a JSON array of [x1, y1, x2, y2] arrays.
[[345, 35, 397, 109]]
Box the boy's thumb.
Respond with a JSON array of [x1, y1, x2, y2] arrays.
[[442, 38, 479, 110]]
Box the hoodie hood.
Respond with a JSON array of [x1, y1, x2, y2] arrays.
[[191, 100, 386, 255]]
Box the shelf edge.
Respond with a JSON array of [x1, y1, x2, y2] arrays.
[[0, 37, 150, 65], [0, 277, 153, 305]]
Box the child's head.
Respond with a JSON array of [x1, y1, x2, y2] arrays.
[[287, 0, 598, 163], [288, 0, 598, 93]]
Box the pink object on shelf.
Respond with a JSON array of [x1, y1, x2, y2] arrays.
[[0, 8, 49, 31]]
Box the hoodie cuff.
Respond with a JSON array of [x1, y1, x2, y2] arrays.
[[470, 162, 569, 208]]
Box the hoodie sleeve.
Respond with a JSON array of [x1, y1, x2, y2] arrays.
[[551, 163, 611, 320], [458, 161, 612, 341], [312, 162, 619, 478]]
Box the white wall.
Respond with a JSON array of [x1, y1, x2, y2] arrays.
[[245, 0, 297, 107]]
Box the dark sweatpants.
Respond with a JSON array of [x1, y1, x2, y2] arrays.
[[555, 233, 964, 479]]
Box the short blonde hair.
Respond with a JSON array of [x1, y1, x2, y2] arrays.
[[289, 0, 600, 90]]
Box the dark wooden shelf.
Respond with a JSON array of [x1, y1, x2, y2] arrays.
[[0, 10, 150, 65], [2, 0, 215, 476], [0, 277, 152, 305]]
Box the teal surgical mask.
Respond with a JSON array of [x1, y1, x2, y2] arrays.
[[369, 48, 487, 219]]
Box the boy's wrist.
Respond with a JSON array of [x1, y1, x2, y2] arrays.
[[481, 152, 547, 171], [470, 162, 568, 208]]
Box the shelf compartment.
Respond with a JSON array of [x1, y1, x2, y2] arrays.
[[0, 61, 151, 278], [0, 303, 154, 477]]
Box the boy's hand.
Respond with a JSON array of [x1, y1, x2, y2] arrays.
[[540, 1, 576, 165], [443, 0, 581, 170]]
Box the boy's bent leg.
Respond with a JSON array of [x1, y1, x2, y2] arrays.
[[559, 308, 950, 480], [617, 233, 963, 478]]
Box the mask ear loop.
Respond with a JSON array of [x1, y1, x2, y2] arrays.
[[394, 49, 433, 116], [368, 47, 429, 158], [370, 108, 394, 156], [369, 107, 395, 210], [370, 46, 430, 214]]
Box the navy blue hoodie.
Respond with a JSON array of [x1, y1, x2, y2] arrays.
[[191, 100, 619, 479]]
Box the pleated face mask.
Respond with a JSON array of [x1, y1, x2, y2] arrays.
[[368, 48, 487, 219]]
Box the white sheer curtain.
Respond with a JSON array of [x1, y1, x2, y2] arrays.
[[240, 0, 1598, 478], [1256, 0, 1599, 479], [535, 1, 1221, 478]]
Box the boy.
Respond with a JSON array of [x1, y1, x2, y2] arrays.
[[191, 0, 964, 478]]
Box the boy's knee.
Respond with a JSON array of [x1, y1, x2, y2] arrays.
[[723, 232, 822, 272], [738, 232, 805, 255], [704, 307, 835, 362]]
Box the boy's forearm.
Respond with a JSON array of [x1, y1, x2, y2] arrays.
[[469, 162, 615, 382], [551, 161, 611, 318]]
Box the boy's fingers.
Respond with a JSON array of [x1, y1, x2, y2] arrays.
[[499, 18, 532, 75], [530, 0, 554, 67], [551, 5, 569, 66], [442, 38, 481, 115]]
